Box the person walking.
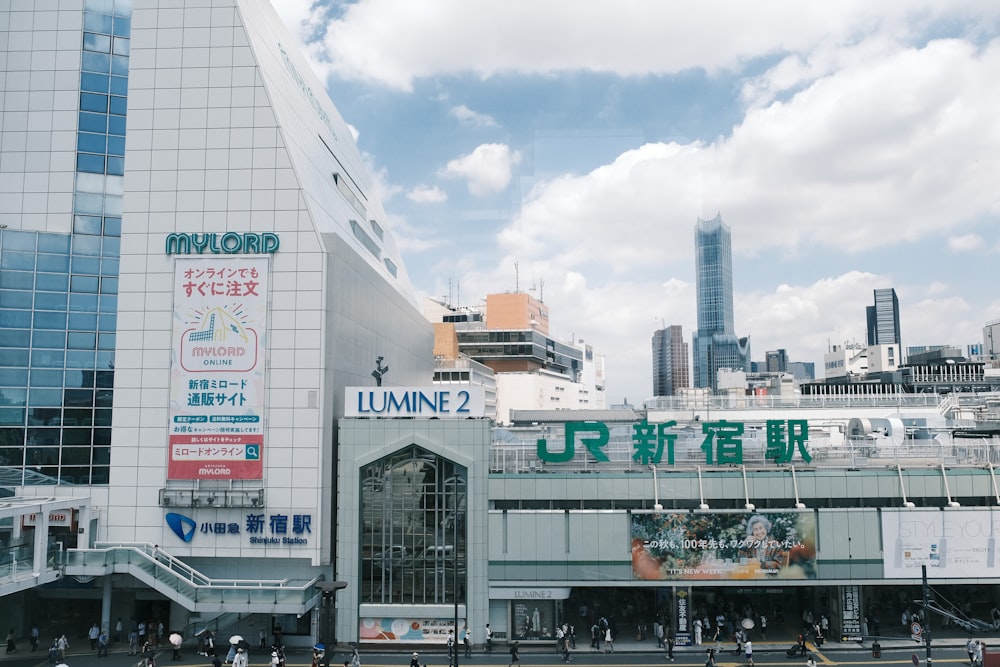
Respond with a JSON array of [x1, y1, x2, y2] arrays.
[[57, 634, 69, 661], [98, 629, 109, 658], [744, 639, 753, 666], [5, 628, 16, 654], [446, 630, 456, 667], [115, 618, 124, 645], [89, 622, 101, 650], [409, 653, 420, 667], [233, 647, 249, 667], [706, 648, 717, 667], [604, 626, 614, 654], [666, 627, 676, 662], [484, 624, 493, 652], [508, 641, 520, 667], [759, 614, 767, 640], [30, 625, 39, 651], [693, 617, 703, 646]]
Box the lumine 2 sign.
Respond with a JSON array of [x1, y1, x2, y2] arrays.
[[536, 419, 812, 465]]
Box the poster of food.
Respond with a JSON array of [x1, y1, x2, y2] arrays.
[[631, 511, 817, 580]]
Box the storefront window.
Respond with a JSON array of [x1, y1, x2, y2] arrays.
[[359, 445, 466, 605]]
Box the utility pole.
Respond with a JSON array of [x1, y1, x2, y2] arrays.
[[922, 564, 932, 667]]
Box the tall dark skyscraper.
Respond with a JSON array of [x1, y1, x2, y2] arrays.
[[866, 288, 901, 348], [692, 214, 751, 390], [652, 325, 689, 396]]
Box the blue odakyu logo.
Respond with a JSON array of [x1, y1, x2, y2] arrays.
[[165, 512, 197, 543]]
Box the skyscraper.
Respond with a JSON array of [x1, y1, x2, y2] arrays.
[[692, 214, 751, 389], [652, 325, 689, 396], [866, 288, 901, 348]]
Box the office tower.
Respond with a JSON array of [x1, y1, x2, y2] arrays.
[[692, 214, 751, 389], [652, 325, 689, 396], [866, 288, 901, 348], [0, 0, 434, 626], [765, 349, 789, 373]]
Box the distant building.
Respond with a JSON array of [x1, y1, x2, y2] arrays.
[[984, 318, 1000, 361], [787, 361, 816, 381], [765, 349, 789, 373], [866, 288, 901, 351], [652, 325, 689, 396], [692, 214, 751, 390]]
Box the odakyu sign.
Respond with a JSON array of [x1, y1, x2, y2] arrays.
[[631, 510, 818, 581], [345, 386, 486, 418], [536, 419, 812, 466], [165, 232, 280, 255]]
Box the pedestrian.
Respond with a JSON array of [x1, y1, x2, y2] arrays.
[[139, 621, 147, 646], [744, 639, 753, 666], [666, 627, 676, 662], [591, 623, 600, 652], [485, 623, 493, 652], [694, 617, 703, 645], [806, 655, 817, 667], [233, 647, 249, 667], [116, 618, 124, 645], [90, 622, 101, 650], [604, 626, 614, 653], [706, 648, 717, 667], [974, 640, 984, 667], [759, 614, 767, 640], [447, 630, 456, 667], [48, 639, 60, 664], [561, 636, 571, 663], [213, 655, 223, 667], [171, 636, 182, 661], [410, 652, 420, 667], [143, 642, 157, 667], [797, 633, 807, 657], [259, 629, 267, 651], [464, 632, 471, 658], [30, 625, 39, 651], [57, 634, 69, 660], [350, 645, 361, 667], [968, 638, 977, 666], [129, 629, 139, 656], [5, 628, 16, 654], [271, 651, 280, 667], [98, 629, 109, 658], [508, 641, 520, 667]]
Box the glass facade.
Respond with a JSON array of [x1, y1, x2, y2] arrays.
[[0, 0, 130, 486], [359, 446, 467, 605]]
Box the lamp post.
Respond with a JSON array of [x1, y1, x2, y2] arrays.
[[317, 580, 347, 651], [921, 565, 932, 667]]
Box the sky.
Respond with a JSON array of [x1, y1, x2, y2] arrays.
[[272, 0, 1000, 404]]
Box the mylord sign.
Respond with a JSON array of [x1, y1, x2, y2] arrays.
[[345, 386, 486, 418], [165, 232, 280, 255]]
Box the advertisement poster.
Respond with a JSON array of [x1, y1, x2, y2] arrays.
[[881, 509, 999, 578], [359, 618, 466, 643], [841, 585, 863, 641], [631, 511, 817, 580], [167, 257, 269, 480]]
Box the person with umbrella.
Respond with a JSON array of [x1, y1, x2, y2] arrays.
[[232, 647, 249, 667], [409, 652, 420, 667], [226, 636, 244, 664], [169, 633, 183, 661], [311, 644, 325, 667], [142, 641, 157, 667]]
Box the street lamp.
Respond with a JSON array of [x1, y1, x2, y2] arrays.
[[317, 580, 347, 650]]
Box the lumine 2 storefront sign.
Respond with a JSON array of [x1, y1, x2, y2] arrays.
[[537, 419, 813, 465], [165, 232, 280, 255]]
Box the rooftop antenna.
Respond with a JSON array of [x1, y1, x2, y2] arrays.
[[538, 277, 544, 302], [514, 260, 519, 293]]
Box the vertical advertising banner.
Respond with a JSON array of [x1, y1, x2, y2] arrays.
[[631, 511, 817, 580], [840, 585, 863, 641], [168, 257, 268, 480], [881, 509, 999, 578]]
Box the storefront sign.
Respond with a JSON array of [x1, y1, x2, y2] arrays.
[[359, 617, 465, 643], [168, 257, 268, 480], [537, 419, 811, 465], [165, 232, 279, 255], [165, 511, 311, 546], [22, 510, 77, 529], [881, 509, 1000, 578], [840, 585, 862, 641], [631, 511, 817, 581], [345, 387, 486, 418], [488, 587, 571, 600]]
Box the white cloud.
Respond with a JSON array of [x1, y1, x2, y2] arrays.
[[439, 143, 522, 196], [449, 104, 498, 128], [948, 233, 985, 252], [407, 185, 448, 203], [305, 0, 1000, 90]]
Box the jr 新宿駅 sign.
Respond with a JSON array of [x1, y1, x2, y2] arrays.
[[536, 419, 812, 466]]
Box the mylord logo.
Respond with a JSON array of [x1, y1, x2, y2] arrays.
[[165, 512, 197, 542], [165, 232, 280, 255]]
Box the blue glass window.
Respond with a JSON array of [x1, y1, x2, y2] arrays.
[[0, 330, 30, 347], [68, 332, 97, 349], [35, 273, 69, 293], [102, 237, 120, 257], [70, 276, 100, 294], [0, 350, 30, 367], [83, 32, 112, 53], [72, 257, 101, 275], [109, 96, 127, 116], [84, 12, 113, 33], [95, 353, 114, 374], [0, 409, 26, 425], [0, 311, 32, 328], [30, 350, 66, 369], [29, 370, 64, 387], [74, 215, 103, 235], [34, 292, 68, 311], [106, 157, 124, 175], [107, 115, 126, 136], [36, 255, 70, 273], [0, 369, 29, 386], [78, 132, 107, 154], [111, 55, 128, 75], [72, 235, 102, 257], [112, 37, 129, 56], [32, 331, 66, 349], [81, 72, 110, 93], [77, 154, 106, 173], [66, 350, 96, 369], [74, 193, 104, 215], [79, 112, 108, 134], [0, 291, 33, 309], [69, 294, 99, 313], [27, 389, 63, 406], [0, 271, 34, 290], [97, 314, 116, 332], [99, 278, 117, 295], [80, 93, 108, 113], [1, 231, 36, 251], [94, 409, 112, 426], [68, 313, 97, 330], [82, 51, 111, 74], [94, 431, 111, 447], [37, 234, 70, 254], [103, 218, 121, 237], [112, 17, 130, 36], [0, 252, 35, 270], [100, 259, 119, 276], [98, 295, 117, 313], [0, 389, 27, 406], [33, 312, 68, 330], [110, 75, 128, 96], [95, 372, 113, 389], [107, 135, 125, 156], [97, 333, 115, 350]]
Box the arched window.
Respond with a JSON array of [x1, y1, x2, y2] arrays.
[[359, 445, 466, 604]]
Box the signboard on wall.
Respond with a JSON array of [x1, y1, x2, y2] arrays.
[[841, 584, 863, 641], [881, 509, 1000, 578], [345, 386, 486, 418], [359, 617, 466, 643], [631, 511, 817, 580], [167, 257, 269, 480]]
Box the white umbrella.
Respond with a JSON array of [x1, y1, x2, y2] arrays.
[[230, 635, 244, 644], [741, 618, 756, 630], [170, 633, 183, 648]]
